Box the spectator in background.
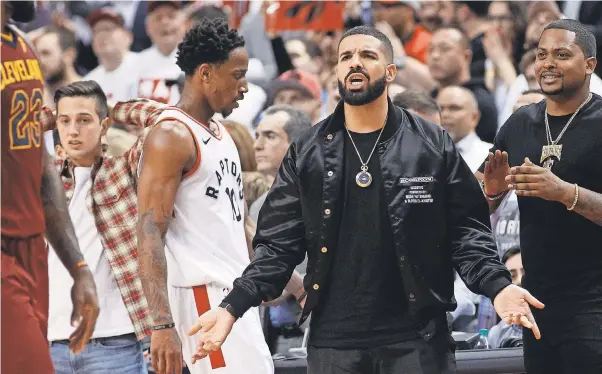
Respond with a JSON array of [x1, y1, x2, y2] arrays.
[[437, 86, 491, 173], [33, 25, 81, 107], [268, 69, 322, 123], [488, 247, 524, 348], [285, 37, 324, 77], [392, 89, 441, 125], [429, 26, 498, 143], [136, 0, 186, 104], [452, 1, 491, 80], [372, 0, 432, 64], [222, 120, 258, 173], [418, 0, 455, 33], [513, 88, 545, 114], [84, 9, 139, 102], [249, 105, 312, 223]]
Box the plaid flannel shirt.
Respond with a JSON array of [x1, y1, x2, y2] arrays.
[[40, 99, 167, 340]]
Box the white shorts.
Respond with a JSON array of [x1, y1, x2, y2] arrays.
[[168, 284, 274, 374]]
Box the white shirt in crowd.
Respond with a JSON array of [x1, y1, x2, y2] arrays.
[[136, 45, 181, 104], [48, 167, 133, 341], [455, 132, 493, 173], [84, 52, 140, 102]]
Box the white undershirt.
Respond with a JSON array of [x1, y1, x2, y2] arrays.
[[48, 167, 133, 341], [456, 132, 493, 173]]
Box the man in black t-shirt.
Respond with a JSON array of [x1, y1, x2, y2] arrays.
[[190, 26, 544, 374], [476, 20, 602, 374]]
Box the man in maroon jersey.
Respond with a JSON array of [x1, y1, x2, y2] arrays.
[[1, 2, 99, 373]]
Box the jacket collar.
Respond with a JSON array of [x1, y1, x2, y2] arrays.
[[323, 96, 404, 144], [60, 156, 104, 179]]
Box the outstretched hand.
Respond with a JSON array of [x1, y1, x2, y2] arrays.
[[493, 284, 545, 339], [188, 308, 236, 364]]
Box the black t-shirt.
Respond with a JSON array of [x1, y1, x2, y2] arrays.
[[309, 128, 415, 348], [481, 95, 602, 307]]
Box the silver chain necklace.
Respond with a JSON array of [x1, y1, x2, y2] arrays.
[[541, 92, 592, 170], [344, 116, 387, 187]]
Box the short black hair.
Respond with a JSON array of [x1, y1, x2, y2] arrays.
[[502, 246, 521, 264], [176, 18, 245, 76], [54, 80, 108, 120], [339, 26, 394, 63], [393, 90, 440, 115], [188, 5, 227, 24], [543, 19, 596, 58], [458, 1, 491, 17], [42, 25, 77, 52], [262, 104, 312, 142]]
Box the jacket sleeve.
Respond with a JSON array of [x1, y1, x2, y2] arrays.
[[443, 133, 512, 301], [222, 143, 307, 317]]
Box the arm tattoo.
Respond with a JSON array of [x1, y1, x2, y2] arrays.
[[137, 208, 173, 325], [572, 187, 602, 227], [41, 150, 84, 275]]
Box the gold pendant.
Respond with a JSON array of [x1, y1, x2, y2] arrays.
[[540, 144, 563, 169]]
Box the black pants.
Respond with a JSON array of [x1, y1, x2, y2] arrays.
[[524, 306, 602, 374], [307, 332, 456, 374]]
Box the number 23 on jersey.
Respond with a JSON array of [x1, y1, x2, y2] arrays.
[[8, 87, 43, 150]]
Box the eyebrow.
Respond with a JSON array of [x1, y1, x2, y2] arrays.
[[537, 45, 573, 51], [339, 48, 379, 56], [57, 112, 94, 118]]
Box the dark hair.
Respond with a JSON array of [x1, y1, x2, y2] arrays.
[[522, 88, 543, 95], [502, 246, 521, 264], [262, 104, 312, 142], [520, 48, 537, 74], [543, 19, 596, 58], [339, 26, 394, 62], [176, 18, 245, 76], [42, 25, 77, 52], [435, 25, 471, 49], [393, 90, 440, 115], [458, 1, 491, 17], [188, 5, 227, 23], [54, 80, 109, 120]]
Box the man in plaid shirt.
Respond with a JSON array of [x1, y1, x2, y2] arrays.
[[40, 80, 166, 374]]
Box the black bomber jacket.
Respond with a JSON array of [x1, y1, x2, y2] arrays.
[[223, 99, 512, 325]]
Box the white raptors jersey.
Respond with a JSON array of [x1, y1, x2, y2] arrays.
[[140, 107, 249, 288]]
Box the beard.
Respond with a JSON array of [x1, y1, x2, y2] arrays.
[[46, 63, 66, 85], [338, 73, 387, 106]]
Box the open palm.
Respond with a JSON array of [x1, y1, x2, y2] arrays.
[[493, 285, 545, 339], [484, 150, 511, 195]]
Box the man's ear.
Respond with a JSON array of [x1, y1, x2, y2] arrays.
[[586, 57, 597, 75], [386, 64, 397, 83], [100, 117, 110, 136], [198, 63, 211, 82]]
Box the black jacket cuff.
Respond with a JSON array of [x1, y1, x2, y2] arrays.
[[221, 286, 258, 318], [481, 274, 512, 302]]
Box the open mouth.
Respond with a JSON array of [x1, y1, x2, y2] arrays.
[[541, 72, 562, 84], [347, 73, 368, 90]]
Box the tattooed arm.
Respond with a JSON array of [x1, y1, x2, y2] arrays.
[[560, 185, 602, 227], [137, 120, 196, 374], [41, 147, 99, 354]]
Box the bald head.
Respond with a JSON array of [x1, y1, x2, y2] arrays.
[[437, 85, 480, 143]]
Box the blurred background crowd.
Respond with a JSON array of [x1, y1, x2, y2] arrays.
[[12, 0, 602, 358]]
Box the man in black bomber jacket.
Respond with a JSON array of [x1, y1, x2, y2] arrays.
[[188, 26, 544, 374]]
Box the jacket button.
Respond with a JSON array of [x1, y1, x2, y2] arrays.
[[327, 171, 334, 177], [409, 293, 415, 299], [313, 284, 320, 290], [321, 247, 328, 253], [324, 208, 331, 215], [327, 134, 333, 140]]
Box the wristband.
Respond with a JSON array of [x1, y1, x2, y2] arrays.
[[72, 260, 88, 275], [151, 322, 175, 331]]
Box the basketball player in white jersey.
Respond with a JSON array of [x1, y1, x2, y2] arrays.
[[136, 19, 274, 374]]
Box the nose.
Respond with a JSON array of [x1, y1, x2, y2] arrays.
[[65, 120, 79, 137], [349, 53, 363, 70], [239, 80, 248, 94], [253, 137, 263, 151]]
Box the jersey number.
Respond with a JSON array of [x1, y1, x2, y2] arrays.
[[9, 88, 43, 150], [225, 187, 242, 222]]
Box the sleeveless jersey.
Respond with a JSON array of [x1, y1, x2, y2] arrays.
[[1, 25, 46, 237], [141, 107, 250, 288]]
